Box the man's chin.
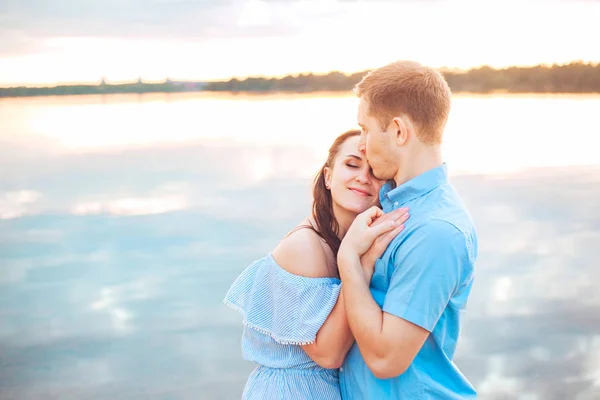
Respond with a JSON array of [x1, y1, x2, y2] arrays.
[[372, 170, 389, 181]]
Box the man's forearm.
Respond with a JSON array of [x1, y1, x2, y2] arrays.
[[339, 253, 385, 360]]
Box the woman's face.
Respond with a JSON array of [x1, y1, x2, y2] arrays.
[[325, 136, 386, 215]]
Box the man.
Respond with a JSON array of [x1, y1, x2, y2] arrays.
[[337, 60, 478, 399]]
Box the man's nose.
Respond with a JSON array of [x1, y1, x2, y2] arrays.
[[358, 135, 366, 153]]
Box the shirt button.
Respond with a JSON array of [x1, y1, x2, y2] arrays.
[[340, 367, 344, 371], [394, 201, 399, 206]]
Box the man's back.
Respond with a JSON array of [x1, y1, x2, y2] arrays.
[[340, 164, 478, 399]]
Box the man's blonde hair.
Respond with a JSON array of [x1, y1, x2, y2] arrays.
[[354, 60, 451, 145]]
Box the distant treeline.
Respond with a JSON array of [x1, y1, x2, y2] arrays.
[[206, 62, 600, 94], [0, 80, 207, 98], [1, 62, 599, 98]]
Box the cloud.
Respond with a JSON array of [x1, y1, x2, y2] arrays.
[[0, 0, 336, 56], [0, 190, 42, 219], [1, 0, 233, 37]]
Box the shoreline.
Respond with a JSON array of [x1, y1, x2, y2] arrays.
[[2, 90, 599, 105], [2, 88, 600, 100], [2, 61, 599, 99]]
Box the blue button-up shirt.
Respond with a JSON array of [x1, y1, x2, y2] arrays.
[[340, 164, 478, 399]]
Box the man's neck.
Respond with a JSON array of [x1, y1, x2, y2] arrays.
[[393, 145, 443, 187]]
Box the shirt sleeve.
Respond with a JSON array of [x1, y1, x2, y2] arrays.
[[382, 220, 471, 332]]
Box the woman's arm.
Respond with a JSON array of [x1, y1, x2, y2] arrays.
[[273, 228, 351, 369], [301, 289, 353, 369], [274, 209, 408, 369]]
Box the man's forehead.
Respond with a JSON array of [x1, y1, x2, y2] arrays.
[[357, 109, 373, 127], [358, 97, 368, 112], [357, 100, 368, 120]]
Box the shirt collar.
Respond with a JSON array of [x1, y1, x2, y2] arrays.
[[380, 163, 448, 211]]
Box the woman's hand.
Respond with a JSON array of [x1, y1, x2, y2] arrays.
[[340, 206, 409, 259], [360, 212, 408, 280]]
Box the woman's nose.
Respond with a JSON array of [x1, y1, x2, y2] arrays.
[[356, 169, 370, 184]]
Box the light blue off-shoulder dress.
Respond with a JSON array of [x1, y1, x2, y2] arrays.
[[224, 253, 342, 399]]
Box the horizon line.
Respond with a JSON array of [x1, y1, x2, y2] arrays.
[[2, 59, 598, 89]]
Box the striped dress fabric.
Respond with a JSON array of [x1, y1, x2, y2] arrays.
[[224, 253, 343, 399]]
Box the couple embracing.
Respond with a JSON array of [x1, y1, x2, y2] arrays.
[[224, 60, 478, 399]]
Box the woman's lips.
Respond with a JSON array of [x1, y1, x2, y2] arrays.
[[349, 188, 371, 197]]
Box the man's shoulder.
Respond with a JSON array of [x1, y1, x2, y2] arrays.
[[429, 183, 477, 236], [391, 213, 476, 265], [421, 215, 477, 267], [413, 218, 467, 247], [386, 184, 477, 260]]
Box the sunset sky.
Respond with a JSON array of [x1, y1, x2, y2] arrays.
[[0, 0, 598, 86]]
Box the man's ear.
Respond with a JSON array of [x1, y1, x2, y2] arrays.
[[391, 115, 412, 146]]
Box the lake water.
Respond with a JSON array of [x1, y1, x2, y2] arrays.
[[0, 92, 599, 400]]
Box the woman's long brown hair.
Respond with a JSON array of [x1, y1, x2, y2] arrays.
[[311, 129, 361, 256]]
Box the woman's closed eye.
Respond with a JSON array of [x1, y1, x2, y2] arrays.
[[346, 163, 359, 169]]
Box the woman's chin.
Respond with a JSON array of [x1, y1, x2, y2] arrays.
[[343, 200, 378, 215]]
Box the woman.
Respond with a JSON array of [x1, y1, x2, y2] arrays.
[[224, 130, 409, 399]]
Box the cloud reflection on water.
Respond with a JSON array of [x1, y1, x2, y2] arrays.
[[1, 136, 600, 399]]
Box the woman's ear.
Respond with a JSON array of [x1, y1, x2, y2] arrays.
[[323, 167, 332, 189]]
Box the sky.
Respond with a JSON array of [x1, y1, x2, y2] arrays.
[[0, 0, 599, 86]]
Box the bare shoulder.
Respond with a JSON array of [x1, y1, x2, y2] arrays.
[[272, 226, 334, 278]]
